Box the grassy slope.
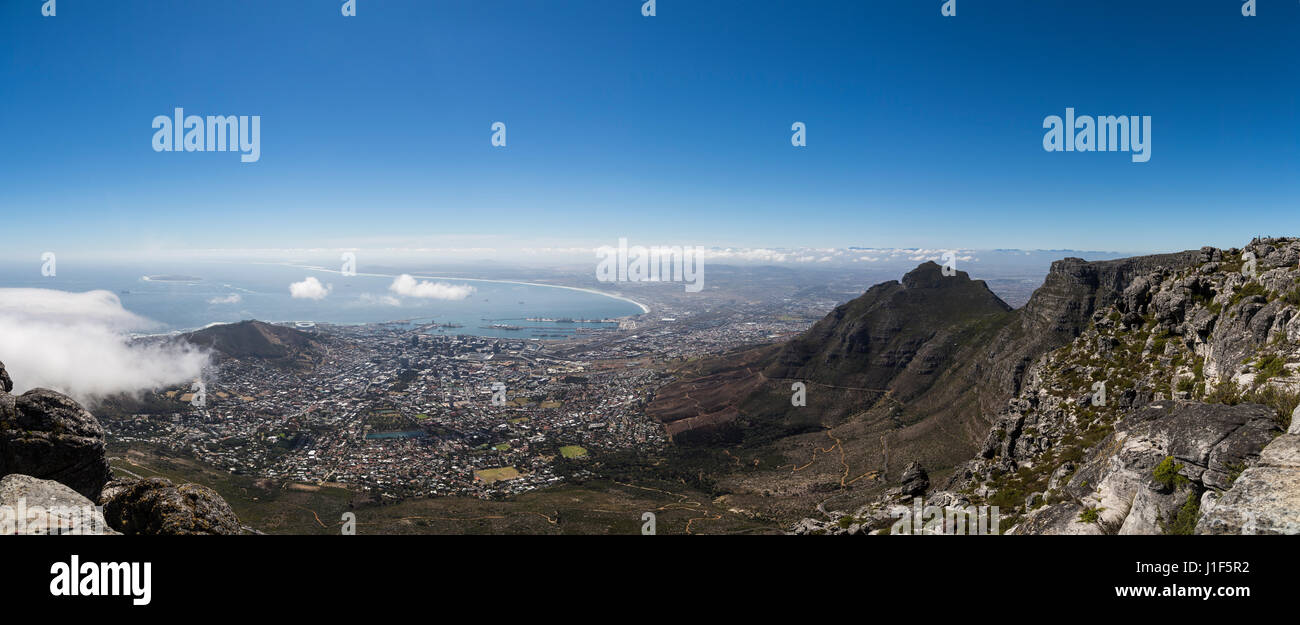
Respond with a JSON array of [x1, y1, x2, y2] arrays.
[[107, 442, 779, 535]]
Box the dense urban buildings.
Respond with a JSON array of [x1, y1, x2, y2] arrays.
[[106, 288, 821, 502]]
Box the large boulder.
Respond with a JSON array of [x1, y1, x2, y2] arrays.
[[0, 474, 118, 535], [1011, 502, 1101, 535], [1017, 402, 1278, 534], [894, 462, 930, 498], [900, 462, 929, 494], [0, 361, 242, 535], [100, 477, 240, 535], [1206, 292, 1273, 379], [1197, 406, 1300, 534], [0, 388, 112, 500]]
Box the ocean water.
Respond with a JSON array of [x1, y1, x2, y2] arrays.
[[0, 261, 643, 340]]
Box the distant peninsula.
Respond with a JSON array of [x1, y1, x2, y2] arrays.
[[142, 274, 202, 282]]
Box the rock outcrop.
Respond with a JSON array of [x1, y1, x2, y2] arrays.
[[977, 250, 1206, 408], [941, 238, 1300, 534], [100, 477, 241, 535], [896, 462, 929, 498], [1009, 402, 1278, 534], [0, 359, 241, 535], [0, 362, 112, 500], [1197, 405, 1300, 534], [792, 238, 1300, 534], [0, 473, 118, 535]]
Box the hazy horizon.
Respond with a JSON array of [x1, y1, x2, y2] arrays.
[[4, 1, 1297, 256]]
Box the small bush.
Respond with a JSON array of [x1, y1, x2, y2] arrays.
[[1152, 331, 1172, 354], [1160, 492, 1201, 535], [988, 486, 1027, 511], [1078, 506, 1103, 524], [1226, 462, 1247, 484], [1241, 385, 1300, 430], [1205, 380, 1241, 405], [1153, 456, 1188, 489], [1282, 285, 1300, 308], [1255, 354, 1287, 381], [1229, 281, 1268, 308]]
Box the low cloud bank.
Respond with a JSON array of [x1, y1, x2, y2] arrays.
[[0, 289, 208, 402], [359, 293, 401, 306], [388, 274, 475, 300]]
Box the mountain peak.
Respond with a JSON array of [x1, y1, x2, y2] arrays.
[[182, 320, 324, 366], [901, 261, 966, 288]]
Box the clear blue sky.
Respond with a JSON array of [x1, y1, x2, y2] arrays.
[[1, 0, 1297, 257]]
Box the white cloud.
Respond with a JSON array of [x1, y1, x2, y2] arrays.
[[359, 293, 402, 306], [289, 277, 332, 300], [208, 293, 242, 305], [0, 289, 209, 402], [388, 274, 476, 300]]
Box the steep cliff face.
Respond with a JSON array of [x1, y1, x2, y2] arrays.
[[940, 238, 1300, 534], [972, 250, 1206, 415]]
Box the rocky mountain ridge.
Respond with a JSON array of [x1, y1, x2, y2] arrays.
[[650, 247, 1223, 521], [795, 238, 1300, 534]]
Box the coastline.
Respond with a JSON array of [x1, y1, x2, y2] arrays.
[[280, 263, 652, 316]]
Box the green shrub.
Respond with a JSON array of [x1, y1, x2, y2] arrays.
[[1160, 492, 1201, 535], [1205, 380, 1241, 405], [1282, 285, 1300, 308], [1057, 444, 1084, 464], [1241, 385, 1300, 430], [1153, 456, 1188, 489], [1226, 462, 1247, 484], [1152, 331, 1171, 354], [1078, 506, 1103, 524], [1229, 281, 1268, 308], [987, 487, 1024, 510], [1079, 422, 1113, 449], [1255, 354, 1287, 381], [1219, 254, 1244, 275]]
